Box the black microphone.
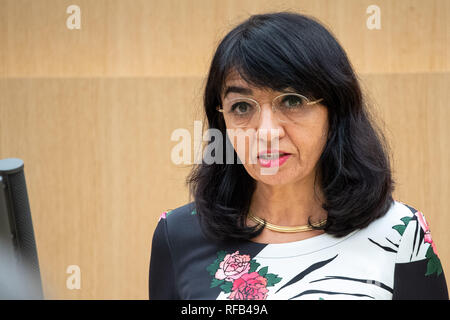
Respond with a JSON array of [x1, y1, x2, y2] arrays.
[[0, 158, 43, 299]]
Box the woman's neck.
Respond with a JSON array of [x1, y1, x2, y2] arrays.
[[249, 175, 327, 226]]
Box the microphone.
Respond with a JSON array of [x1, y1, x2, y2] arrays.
[[0, 158, 43, 299]]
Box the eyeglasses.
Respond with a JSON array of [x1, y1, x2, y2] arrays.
[[216, 93, 323, 128]]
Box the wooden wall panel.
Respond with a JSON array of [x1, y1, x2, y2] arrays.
[[0, 78, 204, 298], [0, 0, 448, 299], [0, 0, 448, 77]]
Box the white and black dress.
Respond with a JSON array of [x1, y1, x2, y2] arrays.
[[149, 200, 448, 300]]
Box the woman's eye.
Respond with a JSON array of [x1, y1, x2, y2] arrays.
[[283, 95, 303, 108], [231, 102, 251, 114]]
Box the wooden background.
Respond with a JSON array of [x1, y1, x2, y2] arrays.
[[0, 0, 448, 299]]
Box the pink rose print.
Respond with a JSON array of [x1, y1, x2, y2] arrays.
[[158, 209, 174, 222], [207, 250, 282, 299], [415, 211, 439, 257], [215, 251, 251, 281], [158, 211, 167, 222], [228, 272, 269, 300]]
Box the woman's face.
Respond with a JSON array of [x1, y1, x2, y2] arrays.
[[220, 72, 329, 186]]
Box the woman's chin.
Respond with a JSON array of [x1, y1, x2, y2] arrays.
[[252, 167, 297, 185]]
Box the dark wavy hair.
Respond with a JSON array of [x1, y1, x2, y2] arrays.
[[186, 11, 395, 242]]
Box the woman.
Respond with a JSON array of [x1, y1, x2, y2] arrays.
[[149, 11, 448, 300]]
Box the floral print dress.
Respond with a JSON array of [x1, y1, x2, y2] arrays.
[[149, 200, 448, 300]]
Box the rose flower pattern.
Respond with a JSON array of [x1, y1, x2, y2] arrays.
[[229, 271, 269, 300], [392, 211, 443, 276], [207, 250, 282, 300], [415, 211, 439, 257], [214, 251, 251, 281]]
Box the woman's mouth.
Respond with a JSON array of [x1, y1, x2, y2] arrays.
[[257, 152, 291, 168]]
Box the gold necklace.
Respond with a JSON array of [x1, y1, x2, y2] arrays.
[[248, 212, 327, 233]]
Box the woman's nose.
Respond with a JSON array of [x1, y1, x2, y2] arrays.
[[256, 104, 285, 145]]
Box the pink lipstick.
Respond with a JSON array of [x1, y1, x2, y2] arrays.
[[257, 151, 291, 168]]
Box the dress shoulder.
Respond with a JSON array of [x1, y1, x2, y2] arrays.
[[392, 201, 442, 266], [158, 201, 197, 222], [157, 201, 210, 249], [149, 202, 201, 299], [389, 201, 448, 299]]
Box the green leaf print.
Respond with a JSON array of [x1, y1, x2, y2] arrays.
[[392, 225, 406, 235], [217, 250, 227, 261], [249, 260, 260, 273], [265, 273, 282, 287], [392, 215, 412, 236], [206, 250, 228, 276], [206, 262, 219, 276], [400, 216, 411, 225], [220, 281, 233, 293], [210, 278, 224, 288], [425, 246, 443, 276], [258, 266, 268, 277]]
